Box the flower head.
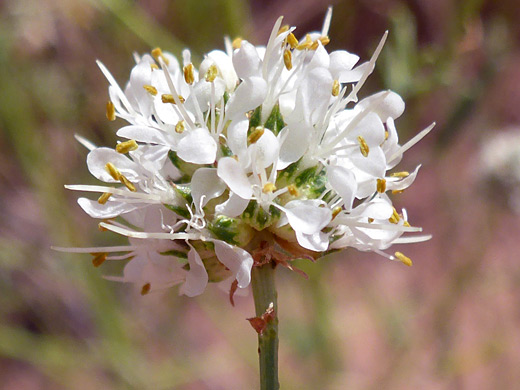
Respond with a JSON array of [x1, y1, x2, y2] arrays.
[[60, 8, 432, 298]]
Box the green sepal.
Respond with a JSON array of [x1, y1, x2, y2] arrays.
[[248, 106, 262, 135], [164, 204, 190, 219], [264, 103, 285, 135], [242, 201, 281, 231], [208, 215, 254, 246]]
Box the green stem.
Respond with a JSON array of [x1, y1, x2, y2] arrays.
[[251, 262, 279, 390]]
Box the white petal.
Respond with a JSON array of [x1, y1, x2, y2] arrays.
[[214, 240, 253, 288], [87, 147, 140, 183], [327, 165, 358, 211], [249, 129, 279, 169], [191, 168, 226, 212], [78, 197, 140, 218], [329, 50, 360, 79], [358, 91, 405, 122], [177, 127, 217, 164], [217, 157, 252, 199], [277, 124, 311, 170], [215, 191, 250, 217], [180, 246, 208, 297], [386, 165, 421, 191], [295, 230, 330, 252], [350, 112, 386, 147], [225, 76, 267, 119], [207, 50, 238, 91], [226, 119, 249, 156], [233, 41, 262, 79], [284, 200, 332, 235]]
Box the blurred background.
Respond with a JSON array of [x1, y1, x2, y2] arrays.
[[1, 0, 520, 388]]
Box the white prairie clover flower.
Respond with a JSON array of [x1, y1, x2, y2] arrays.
[[57, 8, 433, 299]]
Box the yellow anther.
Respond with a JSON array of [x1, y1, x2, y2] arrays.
[[175, 120, 185, 134], [287, 184, 299, 196], [287, 33, 298, 49], [394, 251, 413, 267], [262, 182, 277, 193], [389, 208, 400, 224], [390, 171, 410, 178], [403, 220, 411, 227], [232, 37, 243, 49], [183, 63, 195, 85], [319, 35, 330, 46], [97, 192, 112, 205], [283, 49, 292, 70], [106, 101, 116, 121], [296, 34, 313, 50], [376, 178, 386, 193], [205, 64, 219, 82], [119, 175, 136, 192], [332, 80, 340, 97], [98, 222, 109, 232], [151, 47, 169, 65], [357, 136, 369, 157], [248, 126, 265, 144], [105, 162, 121, 181], [310, 40, 320, 50], [278, 25, 290, 35], [143, 85, 158, 96], [332, 206, 342, 219], [91, 253, 107, 267], [116, 139, 138, 154], [384, 130, 389, 140], [150, 63, 159, 70], [392, 189, 404, 194], [141, 283, 151, 295], [161, 94, 185, 104], [368, 217, 374, 223]]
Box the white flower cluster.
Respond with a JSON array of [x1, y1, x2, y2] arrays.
[[65, 9, 432, 297]]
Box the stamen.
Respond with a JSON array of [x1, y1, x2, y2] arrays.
[[91, 252, 107, 267], [376, 178, 386, 193], [319, 36, 330, 46], [384, 130, 389, 140], [332, 80, 340, 97], [105, 162, 121, 181], [183, 63, 195, 84], [368, 217, 374, 223], [97, 192, 112, 204], [119, 175, 137, 192], [106, 101, 116, 121], [98, 223, 108, 232], [296, 34, 313, 50], [232, 37, 243, 49], [310, 40, 319, 50], [151, 47, 169, 65], [403, 220, 411, 227], [162, 94, 185, 104], [278, 25, 289, 35], [332, 206, 342, 219], [143, 85, 158, 96], [141, 282, 151, 295], [394, 251, 412, 267], [205, 64, 218, 82], [392, 189, 404, 194], [150, 63, 159, 70], [287, 184, 299, 196], [116, 139, 138, 154], [357, 136, 369, 157], [390, 171, 410, 178], [389, 207, 400, 224], [262, 182, 277, 193], [287, 33, 298, 49], [283, 49, 292, 70], [175, 120, 185, 134], [248, 126, 265, 144]]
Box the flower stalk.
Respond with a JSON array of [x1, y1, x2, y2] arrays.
[[251, 262, 279, 390]]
